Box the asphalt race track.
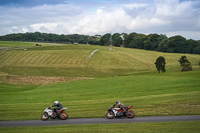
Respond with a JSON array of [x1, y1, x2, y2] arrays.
[[0, 115, 200, 127]]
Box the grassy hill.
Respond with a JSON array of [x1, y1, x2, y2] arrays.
[[0, 41, 199, 78], [0, 41, 199, 121]]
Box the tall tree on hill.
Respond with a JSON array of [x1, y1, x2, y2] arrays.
[[178, 56, 192, 71], [112, 33, 122, 47], [124, 32, 146, 49], [187, 39, 197, 54], [165, 35, 190, 53], [100, 33, 111, 46], [144, 34, 167, 50], [155, 56, 166, 73], [157, 38, 169, 52], [192, 40, 200, 54]]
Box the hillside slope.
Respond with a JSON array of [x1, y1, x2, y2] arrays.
[[0, 43, 199, 78]]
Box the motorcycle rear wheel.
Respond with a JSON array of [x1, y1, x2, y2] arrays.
[[60, 112, 68, 120], [126, 110, 135, 118], [41, 114, 49, 121], [106, 111, 114, 119]]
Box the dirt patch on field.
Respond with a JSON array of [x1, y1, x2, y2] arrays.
[[1, 73, 93, 85]]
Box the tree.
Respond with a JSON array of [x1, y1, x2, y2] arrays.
[[112, 33, 122, 47], [191, 40, 200, 54], [157, 38, 169, 52], [144, 34, 167, 50], [178, 56, 192, 71], [187, 39, 197, 54], [100, 33, 111, 46], [124, 32, 146, 49], [155, 56, 166, 73], [165, 36, 189, 53]]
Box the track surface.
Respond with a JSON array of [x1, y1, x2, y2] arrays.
[[0, 115, 200, 127]]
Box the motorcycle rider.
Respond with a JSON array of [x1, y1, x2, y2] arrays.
[[51, 101, 63, 115], [113, 100, 127, 113]]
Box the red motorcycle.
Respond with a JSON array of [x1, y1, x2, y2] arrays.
[[106, 105, 135, 119]]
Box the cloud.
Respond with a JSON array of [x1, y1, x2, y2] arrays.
[[166, 31, 200, 40], [0, 0, 67, 7], [123, 3, 148, 10], [0, 0, 200, 40], [30, 23, 58, 32], [11, 26, 19, 30]]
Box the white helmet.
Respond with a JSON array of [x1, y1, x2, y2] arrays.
[[116, 100, 121, 105], [54, 101, 59, 105]]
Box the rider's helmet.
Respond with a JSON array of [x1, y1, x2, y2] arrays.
[[54, 101, 59, 105], [116, 100, 121, 105]]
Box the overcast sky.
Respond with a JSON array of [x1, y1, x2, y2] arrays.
[[0, 0, 200, 40]]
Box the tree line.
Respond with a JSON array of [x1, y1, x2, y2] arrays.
[[0, 32, 200, 54], [0, 32, 97, 44]]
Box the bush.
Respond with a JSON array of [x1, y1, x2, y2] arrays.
[[179, 56, 192, 71], [155, 56, 166, 73]]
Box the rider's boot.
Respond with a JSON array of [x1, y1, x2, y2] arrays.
[[123, 108, 127, 117], [57, 110, 60, 115]]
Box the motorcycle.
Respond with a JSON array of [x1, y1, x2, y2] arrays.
[[106, 105, 135, 119], [41, 106, 68, 121]]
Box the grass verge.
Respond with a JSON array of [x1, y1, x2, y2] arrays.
[[0, 121, 200, 133]]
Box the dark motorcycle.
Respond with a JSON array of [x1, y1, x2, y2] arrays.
[[106, 105, 135, 119]]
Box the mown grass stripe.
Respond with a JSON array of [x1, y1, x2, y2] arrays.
[[0, 44, 199, 77]]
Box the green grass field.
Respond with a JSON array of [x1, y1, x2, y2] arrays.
[[0, 41, 59, 47], [0, 41, 199, 132], [0, 70, 199, 120], [0, 121, 200, 133], [0, 41, 35, 47]]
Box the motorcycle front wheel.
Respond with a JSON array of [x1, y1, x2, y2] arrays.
[[60, 112, 68, 120], [126, 110, 135, 118], [41, 113, 49, 121], [106, 111, 114, 119]]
